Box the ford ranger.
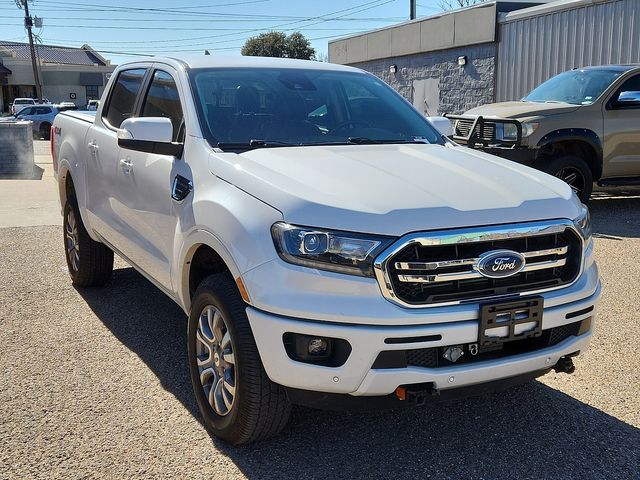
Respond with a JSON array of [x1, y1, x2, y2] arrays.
[[448, 65, 640, 202], [52, 56, 601, 445]]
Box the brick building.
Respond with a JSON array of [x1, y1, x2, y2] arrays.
[[328, 0, 640, 115]]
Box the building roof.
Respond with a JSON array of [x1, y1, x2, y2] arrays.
[[0, 41, 106, 66]]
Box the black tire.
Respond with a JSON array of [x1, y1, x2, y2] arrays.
[[542, 155, 593, 203], [40, 122, 51, 140], [188, 273, 291, 445], [63, 197, 114, 287]]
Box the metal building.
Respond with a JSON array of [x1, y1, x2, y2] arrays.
[[328, 0, 639, 114]]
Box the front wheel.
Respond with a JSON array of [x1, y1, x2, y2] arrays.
[[188, 274, 291, 445], [542, 155, 593, 203]]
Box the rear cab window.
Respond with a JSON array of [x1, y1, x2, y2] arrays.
[[102, 68, 147, 128]]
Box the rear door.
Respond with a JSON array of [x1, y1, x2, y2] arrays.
[[113, 66, 189, 290], [85, 66, 149, 248], [602, 73, 640, 178]]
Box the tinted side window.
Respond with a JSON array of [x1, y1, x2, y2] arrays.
[[617, 74, 640, 93], [141, 70, 184, 141], [103, 68, 146, 128], [36, 107, 52, 114]]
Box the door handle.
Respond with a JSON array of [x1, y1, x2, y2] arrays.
[[88, 141, 99, 151], [119, 158, 133, 174]]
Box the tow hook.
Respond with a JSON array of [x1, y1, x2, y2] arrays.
[[554, 356, 576, 374], [395, 383, 439, 405]]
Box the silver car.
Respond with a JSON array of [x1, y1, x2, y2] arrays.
[[0, 105, 60, 139]]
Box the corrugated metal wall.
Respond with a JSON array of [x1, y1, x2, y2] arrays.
[[496, 0, 640, 101]]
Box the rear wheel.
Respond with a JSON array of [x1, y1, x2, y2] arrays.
[[188, 274, 291, 444], [543, 155, 593, 203], [39, 122, 51, 140], [63, 197, 114, 287]]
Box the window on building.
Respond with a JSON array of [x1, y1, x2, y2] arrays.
[[141, 70, 184, 141], [86, 85, 99, 100], [102, 68, 146, 128]]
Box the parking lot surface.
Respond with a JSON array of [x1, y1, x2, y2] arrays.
[[1, 146, 639, 479]]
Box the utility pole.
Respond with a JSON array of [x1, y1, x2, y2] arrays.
[[410, 0, 417, 19], [16, 0, 43, 102]]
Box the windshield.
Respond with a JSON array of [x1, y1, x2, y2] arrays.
[[190, 67, 443, 149], [523, 69, 623, 105], [15, 100, 33, 105]]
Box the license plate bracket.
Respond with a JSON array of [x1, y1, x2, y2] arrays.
[[479, 297, 543, 346]]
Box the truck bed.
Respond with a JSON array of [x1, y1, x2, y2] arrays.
[[60, 111, 96, 123]]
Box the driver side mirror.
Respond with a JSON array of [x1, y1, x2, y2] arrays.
[[614, 91, 640, 108], [117, 117, 183, 157]]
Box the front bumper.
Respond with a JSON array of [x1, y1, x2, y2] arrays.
[[483, 146, 537, 166], [246, 276, 600, 397]]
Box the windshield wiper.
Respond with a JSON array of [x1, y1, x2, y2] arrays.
[[217, 139, 296, 150], [346, 137, 429, 145]]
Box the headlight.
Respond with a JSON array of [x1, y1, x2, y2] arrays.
[[501, 123, 519, 141], [271, 222, 394, 276], [573, 204, 592, 240], [521, 122, 539, 137]]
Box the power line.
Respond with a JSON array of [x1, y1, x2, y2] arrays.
[[33, 0, 398, 48]]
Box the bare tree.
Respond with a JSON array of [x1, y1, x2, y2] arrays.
[[439, 0, 486, 10]]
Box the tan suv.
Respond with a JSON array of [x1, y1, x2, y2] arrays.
[[448, 65, 640, 202]]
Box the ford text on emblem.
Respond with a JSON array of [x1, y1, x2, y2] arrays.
[[475, 250, 526, 279]]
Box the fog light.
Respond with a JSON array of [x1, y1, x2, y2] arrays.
[[308, 338, 328, 355]]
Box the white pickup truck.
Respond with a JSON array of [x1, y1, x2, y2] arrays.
[[52, 56, 601, 445]]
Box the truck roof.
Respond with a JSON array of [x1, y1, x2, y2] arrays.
[[117, 55, 362, 73]]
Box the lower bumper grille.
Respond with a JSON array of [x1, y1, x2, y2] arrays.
[[372, 319, 587, 370]]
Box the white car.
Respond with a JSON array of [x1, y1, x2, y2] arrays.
[[10, 97, 36, 114], [52, 56, 601, 445], [86, 100, 99, 111]]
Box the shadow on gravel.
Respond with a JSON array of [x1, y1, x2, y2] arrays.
[[590, 190, 640, 238], [78, 266, 640, 480]]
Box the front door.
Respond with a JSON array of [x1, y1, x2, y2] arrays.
[[114, 67, 189, 291], [85, 67, 148, 249], [602, 73, 640, 178]]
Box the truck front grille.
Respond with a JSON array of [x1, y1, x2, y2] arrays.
[[455, 118, 496, 141], [373, 221, 584, 308]]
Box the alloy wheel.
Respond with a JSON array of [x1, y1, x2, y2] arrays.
[[555, 167, 585, 196], [65, 208, 80, 273], [196, 305, 237, 416]]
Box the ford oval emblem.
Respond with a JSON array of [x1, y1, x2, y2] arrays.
[[476, 250, 526, 278]]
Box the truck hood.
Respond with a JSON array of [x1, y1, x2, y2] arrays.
[[210, 143, 580, 236], [465, 101, 580, 119]]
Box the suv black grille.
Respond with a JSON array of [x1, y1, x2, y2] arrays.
[[387, 228, 582, 306], [455, 118, 496, 141]]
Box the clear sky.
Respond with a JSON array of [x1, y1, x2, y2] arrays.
[[1, 0, 444, 64]]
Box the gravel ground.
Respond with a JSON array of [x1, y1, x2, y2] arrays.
[[1, 192, 639, 479]]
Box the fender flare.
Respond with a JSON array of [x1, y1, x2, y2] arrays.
[[175, 228, 243, 313], [536, 128, 603, 178]]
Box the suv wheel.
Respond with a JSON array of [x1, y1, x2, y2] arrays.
[[63, 197, 114, 286], [40, 122, 51, 140], [188, 274, 291, 445], [543, 155, 593, 203]]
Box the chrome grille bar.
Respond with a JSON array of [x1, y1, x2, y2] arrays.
[[394, 246, 568, 271], [397, 258, 568, 284]]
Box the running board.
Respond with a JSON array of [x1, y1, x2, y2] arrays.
[[598, 177, 640, 187]]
